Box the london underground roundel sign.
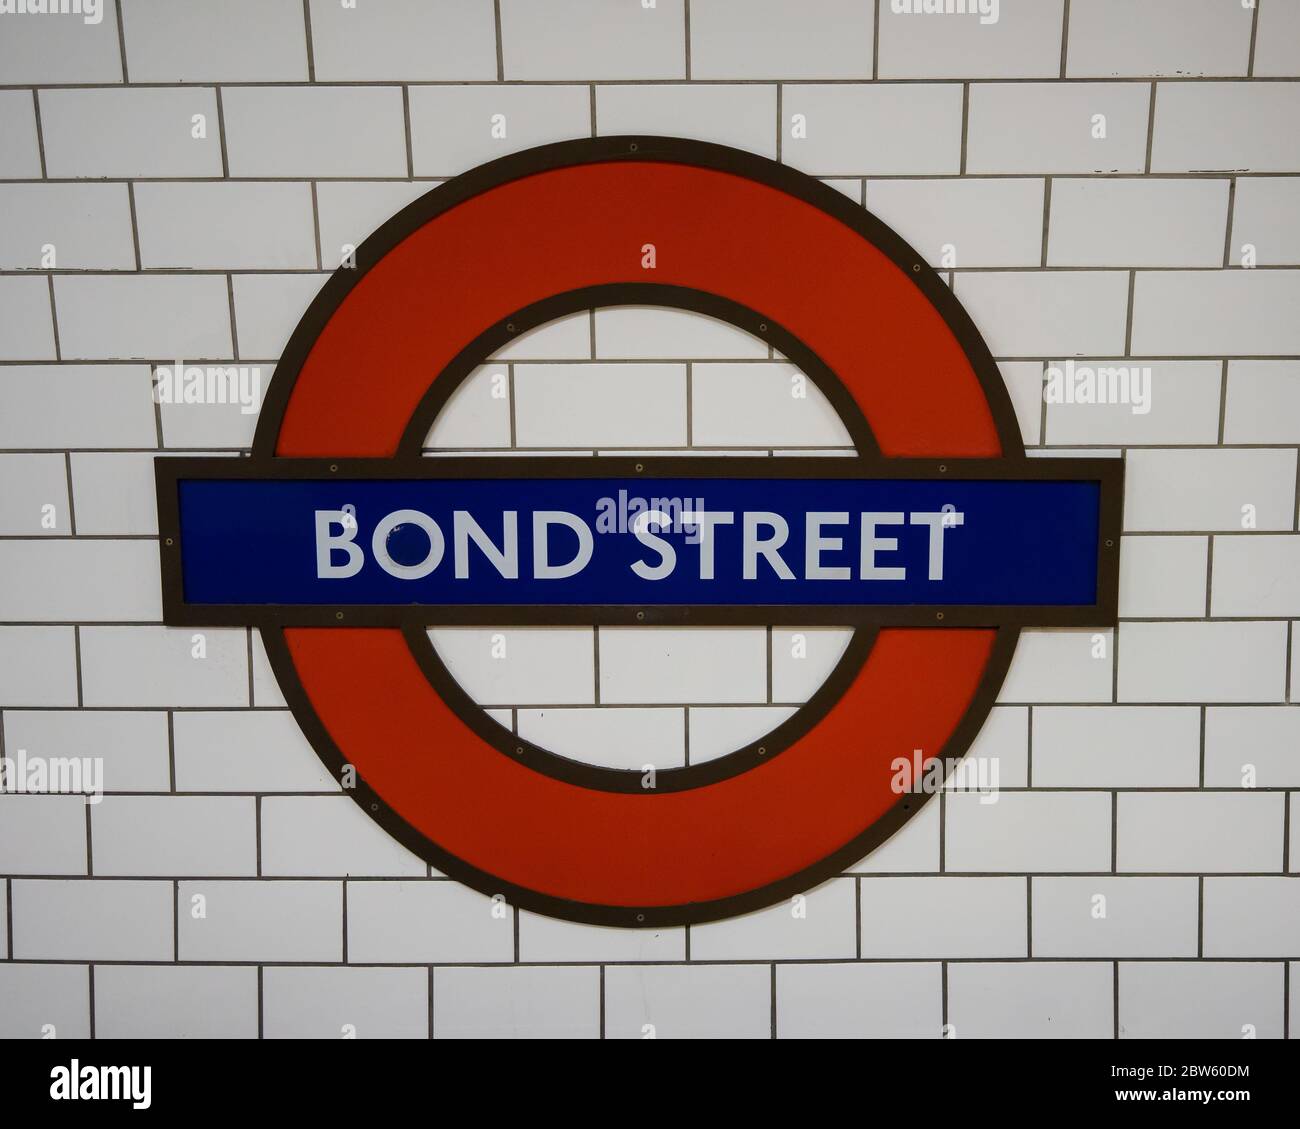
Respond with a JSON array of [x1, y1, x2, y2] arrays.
[[156, 137, 1121, 926]]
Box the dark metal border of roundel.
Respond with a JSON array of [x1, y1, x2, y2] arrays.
[[167, 136, 1120, 927]]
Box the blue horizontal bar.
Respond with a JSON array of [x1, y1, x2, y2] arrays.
[[176, 476, 1100, 608]]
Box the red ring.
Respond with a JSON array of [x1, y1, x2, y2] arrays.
[[271, 157, 1002, 913]]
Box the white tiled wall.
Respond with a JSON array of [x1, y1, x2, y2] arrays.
[[0, 0, 1297, 1040]]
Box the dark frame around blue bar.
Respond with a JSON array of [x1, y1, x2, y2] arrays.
[[156, 455, 1123, 629]]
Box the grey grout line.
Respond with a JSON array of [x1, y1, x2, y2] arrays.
[[1217, 359, 1230, 444], [45, 275, 62, 361], [214, 87, 230, 179], [2, 872, 1295, 884], [1112, 961, 1119, 1038], [1110, 791, 1118, 872], [302, 0, 316, 83], [72, 625, 83, 708], [1026, 705, 1033, 788], [1122, 270, 1136, 355], [9, 171, 1300, 184], [0, 956, 1293, 971], [1294, 453, 1300, 532], [1199, 705, 1207, 788], [1059, 0, 1071, 79], [1246, 0, 1260, 78], [1284, 791, 1292, 875], [11, 76, 1300, 90], [126, 182, 142, 270], [1197, 876, 1205, 957], [7, 697, 1300, 713], [113, 0, 128, 83], [309, 182, 322, 270], [1284, 961, 1290, 1041], [493, 0, 504, 83], [958, 82, 969, 175], [225, 274, 240, 361], [1143, 81, 1157, 173], [684, 0, 692, 82], [775, 83, 782, 163], [6, 265, 1300, 278], [770, 963, 776, 1039], [855, 877, 862, 958], [872, 0, 880, 80], [62, 450, 76, 535], [1039, 177, 1053, 267], [30, 89, 48, 178], [1205, 537, 1216, 619], [1286, 622, 1294, 706], [166, 711, 176, 792], [402, 86, 414, 179], [1026, 876, 1032, 957], [1222, 177, 1238, 267]]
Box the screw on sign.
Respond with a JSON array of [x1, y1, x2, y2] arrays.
[[155, 137, 1121, 927]]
